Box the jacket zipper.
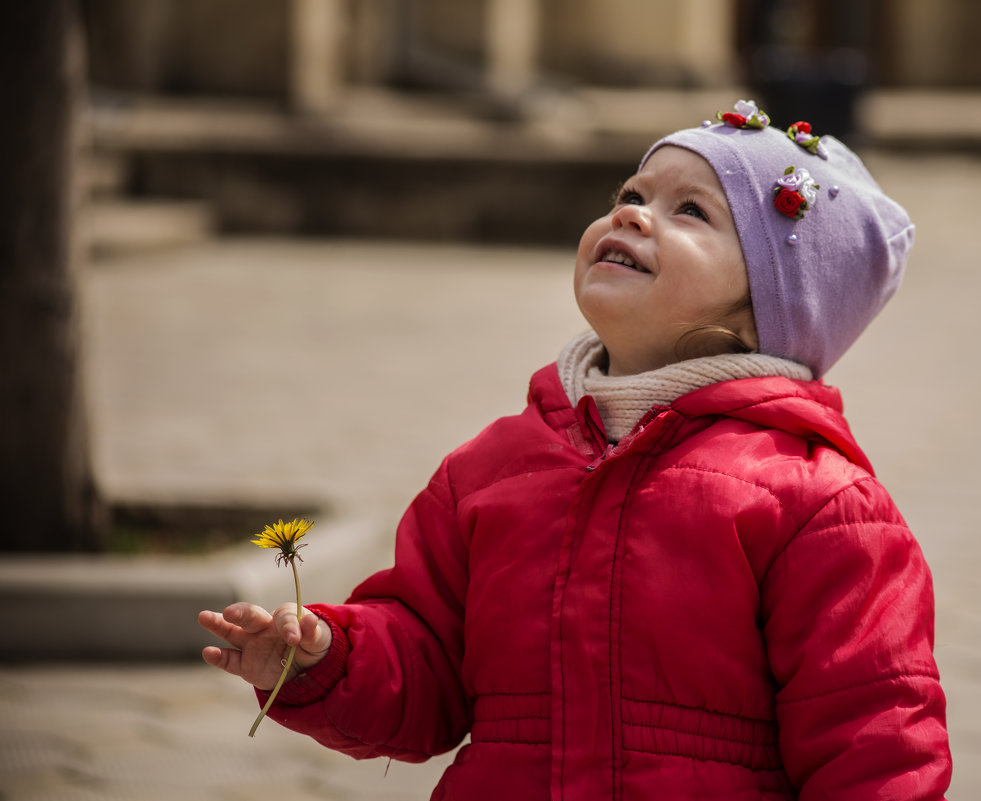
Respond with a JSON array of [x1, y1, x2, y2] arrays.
[[584, 406, 670, 471]]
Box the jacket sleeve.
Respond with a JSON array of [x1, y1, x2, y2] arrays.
[[762, 476, 952, 799], [261, 457, 472, 762]]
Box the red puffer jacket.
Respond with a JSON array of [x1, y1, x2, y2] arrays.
[[265, 365, 951, 800]]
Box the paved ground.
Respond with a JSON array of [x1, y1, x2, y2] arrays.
[[2, 148, 979, 798]]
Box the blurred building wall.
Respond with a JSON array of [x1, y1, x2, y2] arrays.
[[883, 0, 981, 85], [84, 0, 981, 99], [84, 0, 290, 95], [538, 0, 735, 86]]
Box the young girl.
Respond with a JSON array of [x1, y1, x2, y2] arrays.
[[199, 100, 952, 800]]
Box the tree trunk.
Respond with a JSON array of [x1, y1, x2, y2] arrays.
[[0, 1, 107, 551]]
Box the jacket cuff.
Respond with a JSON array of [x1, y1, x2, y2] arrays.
[[255, 607, 351, 708]]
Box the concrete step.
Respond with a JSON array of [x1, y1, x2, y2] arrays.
[[0, 513, 385, 662], [83, 87, 981, 245], [82, 88, 671, 245], [81, 149, 130, 197], [83, 197, 217, 257]]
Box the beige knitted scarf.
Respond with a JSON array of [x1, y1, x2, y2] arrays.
[[557, 330, 813, 442]]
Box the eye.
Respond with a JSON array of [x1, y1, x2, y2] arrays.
[[613, 183, 644, 207], [678, 198, 708, 221]]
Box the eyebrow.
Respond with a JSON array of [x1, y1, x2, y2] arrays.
[[631, 171, 730, 217], [673, 182, 729, 216]]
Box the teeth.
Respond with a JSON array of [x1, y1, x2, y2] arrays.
[[601, 250, 639, 270]]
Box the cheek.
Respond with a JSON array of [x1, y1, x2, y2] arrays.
[[715, 233, 750, 291], [664, 263, 745, 323], [694, 251, 750, 308], [573, 218, 607, 290], [723, 255, 751, 302], [572, 265, 592, 317], [576, 217, 608, 261]]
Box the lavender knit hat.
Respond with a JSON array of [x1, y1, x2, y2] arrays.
[[642, 100, 914, 378]]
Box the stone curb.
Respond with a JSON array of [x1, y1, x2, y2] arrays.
[[0, 515, 382, 662]]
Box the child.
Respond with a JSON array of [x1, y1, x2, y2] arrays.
[[199, 100, 952, 799]]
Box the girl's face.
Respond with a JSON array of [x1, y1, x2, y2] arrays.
[[574, 145, 757, 376]]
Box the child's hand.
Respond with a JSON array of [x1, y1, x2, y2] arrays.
[[198, 602, 333, 691]]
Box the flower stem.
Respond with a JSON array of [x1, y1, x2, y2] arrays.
[[248, 557, 303, 737]]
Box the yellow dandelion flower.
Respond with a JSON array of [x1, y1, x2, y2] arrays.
[[251, 517, 313, 565], [247, 517, 314, 737]]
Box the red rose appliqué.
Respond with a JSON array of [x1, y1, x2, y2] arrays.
[[774, 188, 805, 218], [721, 112, 747, 127]]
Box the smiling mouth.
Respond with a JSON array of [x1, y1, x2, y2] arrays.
[[597, 249, 649, 273]]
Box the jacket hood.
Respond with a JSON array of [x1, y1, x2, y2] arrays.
[[531, 365, 874, 476], [670, 375, 874, 475]]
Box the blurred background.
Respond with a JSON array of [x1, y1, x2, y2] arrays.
[[1, 1, 979, 799]]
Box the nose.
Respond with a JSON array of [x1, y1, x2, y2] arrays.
[[611, 203, 652, 234]]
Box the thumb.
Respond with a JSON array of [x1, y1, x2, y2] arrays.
[[298, 612, 333, 656]]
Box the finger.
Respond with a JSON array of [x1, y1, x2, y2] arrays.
[[201, 644, 244, 677], [198, 608, 259, 652], [198, 609, 242, 644], [271, 603, 302, 646], [223, 602, 275, 635], [198, 606, 275, 655]]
